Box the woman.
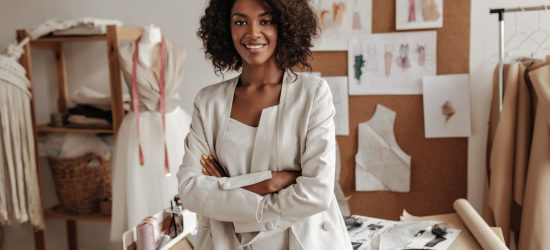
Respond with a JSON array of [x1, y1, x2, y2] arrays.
[[177, 0, 352, 249]]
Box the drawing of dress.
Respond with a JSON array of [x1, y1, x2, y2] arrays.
[[365, 44, 378, 71], [397, 43, 411, 70], [384, 44, 393, 77], [110, 39, 191, 240], [408, 0, 416, 22], [355, 104, 411, 192]]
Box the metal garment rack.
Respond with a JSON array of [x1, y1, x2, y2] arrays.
[[489, 5, 550, 111]]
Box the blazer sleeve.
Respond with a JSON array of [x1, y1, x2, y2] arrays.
[[176, 88, 271, 223], [234, 79, 337, 234]]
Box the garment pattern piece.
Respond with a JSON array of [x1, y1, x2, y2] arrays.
[[355, 104, 411, 192], [110, 40, 191, 240]]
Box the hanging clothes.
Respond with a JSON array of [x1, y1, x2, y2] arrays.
[[355, 104, 411, 192], [518, 61, 550, 250], [484, 57, 550, 248], [0, 51, 44, 229], [110, 39, 191, 240]]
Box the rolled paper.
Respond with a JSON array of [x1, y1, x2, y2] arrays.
[[453, 199, 509, 250]]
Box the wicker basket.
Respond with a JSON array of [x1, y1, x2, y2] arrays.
[[48, 154, 111, 214]]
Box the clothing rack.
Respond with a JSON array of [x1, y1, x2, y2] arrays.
[[490, 5, 550, 111]]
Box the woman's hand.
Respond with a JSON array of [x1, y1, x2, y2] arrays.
[[200, 154, 228, 177], [199, 155, 301, 196]]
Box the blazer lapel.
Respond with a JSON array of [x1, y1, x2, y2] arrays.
[[249, 70, 293, 172]]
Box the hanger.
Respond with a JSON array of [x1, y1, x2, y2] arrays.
[[530, 4, 550, 58], [504, 6, 540, 60]]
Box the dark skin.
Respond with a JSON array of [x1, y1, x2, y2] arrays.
[[200, 0, 300, 196]]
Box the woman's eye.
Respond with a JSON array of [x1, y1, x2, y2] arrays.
[[234, 20, 246, 26], [260, 19, 273, 25]]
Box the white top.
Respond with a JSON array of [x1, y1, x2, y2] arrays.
[[219, 106, 289, 249]]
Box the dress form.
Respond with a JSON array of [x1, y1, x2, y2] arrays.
[[138, 24, 162, 68]]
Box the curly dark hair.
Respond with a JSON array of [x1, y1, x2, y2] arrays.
[[197, 0, 319, 75]]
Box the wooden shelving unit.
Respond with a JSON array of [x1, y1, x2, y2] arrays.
[[17, 26, 142, 250], [37, 124, 114, 134]]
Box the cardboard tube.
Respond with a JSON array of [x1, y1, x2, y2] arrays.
[[453, 199, 509, 250]]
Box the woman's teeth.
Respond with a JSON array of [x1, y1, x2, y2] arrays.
[[245, 44, 265, 49]]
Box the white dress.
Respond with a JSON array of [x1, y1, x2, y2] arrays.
[[218, 106, 289, 249], [110, 40, 191, 240]]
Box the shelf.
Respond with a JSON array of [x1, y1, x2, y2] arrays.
[[31, 34, 107, 43], [37, 124, 113, 134], [45, 206, 111, 222]]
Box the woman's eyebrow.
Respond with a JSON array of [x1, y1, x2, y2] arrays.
[[231, 12, 272, 18]]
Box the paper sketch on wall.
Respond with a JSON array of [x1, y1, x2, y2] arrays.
[[351, 0, 372, 35], [312, 0, 351, 51], [349, 31, 436, 95], [325, 76, 350, 135], [355, 104, 411, 192], [396, 0, 443, 30], [422, 74, 471, 138]]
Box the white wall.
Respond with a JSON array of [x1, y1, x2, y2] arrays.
[[2, 0, 550, 249]]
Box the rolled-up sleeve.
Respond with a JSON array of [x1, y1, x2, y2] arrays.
[[234, 79, 336, 234], [176, 89, 271, 223]]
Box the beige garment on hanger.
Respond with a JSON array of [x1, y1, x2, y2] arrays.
[[484, 63, 523, 244], [518, 62, 550, 250]]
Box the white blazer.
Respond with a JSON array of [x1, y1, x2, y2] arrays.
[[177, 71, 352, 250]]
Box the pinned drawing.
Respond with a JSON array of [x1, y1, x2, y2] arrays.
[[313, 0, 372, 50], [422, 74, 471, 138], [312, 0, 351, 51], [351, 0, 372, 34], [349, 31, 436, 95], [355, 105, 411, 192], [396, 0, 443, 30], [325, 76, 350, 136]]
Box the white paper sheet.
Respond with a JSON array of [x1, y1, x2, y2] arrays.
[[312, 0, 352, 51], [325, 76, 350, 135], [347, 215, 398, 250], [348, 31, 436, 95], [422, 74, 472, 138], [396, 0, 443, 30]]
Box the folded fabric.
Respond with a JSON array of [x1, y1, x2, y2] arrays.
[[29, 18, 123, 39], [67, 115, 110, 128], [68, 105, 112, 122]]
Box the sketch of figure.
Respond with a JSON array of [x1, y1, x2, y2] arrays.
[[352, 0, 362, 30], [416, 44, 425, 66], [365, 44, 378, 71], [316, 0, 347, 30], [442, 100, 455, 122], [384, 43, 393, 77], [422, 0, 441, 21], [354, 54, 366, 81], [408, 0, 416, 22], [397, 43, 411, 70]]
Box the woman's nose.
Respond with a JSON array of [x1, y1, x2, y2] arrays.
[[246, 22, 261, 38]]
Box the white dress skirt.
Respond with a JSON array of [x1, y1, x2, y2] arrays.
[[110, 107, 191, 241]]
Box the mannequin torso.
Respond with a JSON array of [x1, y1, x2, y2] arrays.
[[138, 24, 162, 69]]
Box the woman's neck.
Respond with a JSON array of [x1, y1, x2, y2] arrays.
[[240, 61, 284, 86]]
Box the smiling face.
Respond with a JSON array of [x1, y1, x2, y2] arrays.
[[230, 0, 278, 68]]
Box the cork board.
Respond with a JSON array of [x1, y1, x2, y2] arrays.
[[309, 0, 470, 220]]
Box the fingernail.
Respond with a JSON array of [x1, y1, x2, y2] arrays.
[[200, 159, 205, 164], [201, 155, 207, 160], [208, 155, 214, 160]]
